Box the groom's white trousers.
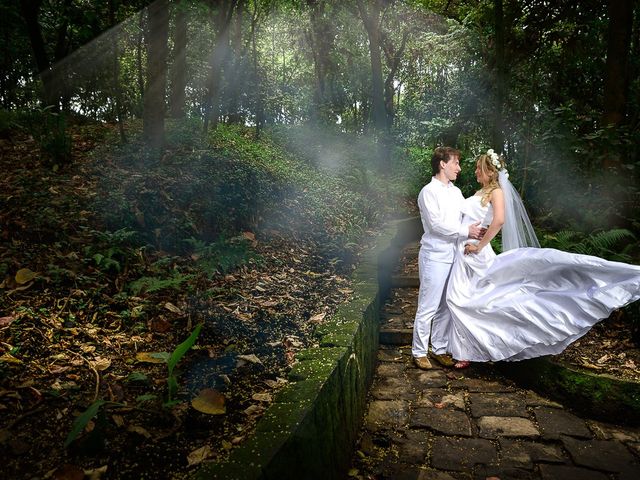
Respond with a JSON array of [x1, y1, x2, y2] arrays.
[[412, 251, 452, 358]]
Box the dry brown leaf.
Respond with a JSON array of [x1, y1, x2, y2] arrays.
[[127, 425, 152, 438], [163, 302, 183, 315], [135, 352, 168, 364], [191, 388, 226, 415], [243, 404, 263, 416], [84, 465, 108, 480], [251, 393, 272, 403], [90, 357, 111, 371], [237, 354, 262, 365], [0, 353, 22, 364], [15, 268, 37, 285], [52, 463, 84, 480], [309, 312, 327, 323], [187, 445, 213, 467], [0, 316, 16, 327], [259, 300, 278, 307]]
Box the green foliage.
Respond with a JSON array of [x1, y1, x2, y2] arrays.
[[540, 228, 637, 262], [166, 324, 203, 405], [64, 399, 109, 448], [185, 236, 258, 278], [83, 228, 139, 273], [18, 107, 72, 167], [128, 273, 194, 295]]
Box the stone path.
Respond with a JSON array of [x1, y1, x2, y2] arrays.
[[347, 244, 640, 480]]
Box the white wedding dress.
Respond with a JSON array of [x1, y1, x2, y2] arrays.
[[445, 194, 640, 362]]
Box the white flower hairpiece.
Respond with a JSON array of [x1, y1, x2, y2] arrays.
[[486, 149, 509, 178]]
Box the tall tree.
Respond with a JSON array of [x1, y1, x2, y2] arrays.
[[169, 0, 188, 118], [203, 0, 237, 131], [306, 0, 336, 124], [381, 21, 411, 130], [143, 0, 169, 149], [357, 0, 387, 134], [492, 0, 506, 151], [19, 0, 63, 108], [109, 0, 127, 143], [602, 0, 634, 128]]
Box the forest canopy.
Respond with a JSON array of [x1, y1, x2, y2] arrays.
[[2, 0, 639, 234]]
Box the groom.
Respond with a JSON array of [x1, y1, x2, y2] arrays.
[[413, 147, 483, 370]]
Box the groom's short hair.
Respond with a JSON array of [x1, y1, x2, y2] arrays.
[[431, 147, 461, 176]]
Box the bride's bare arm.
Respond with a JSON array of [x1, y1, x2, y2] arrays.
[[464, 189, 505, 254]]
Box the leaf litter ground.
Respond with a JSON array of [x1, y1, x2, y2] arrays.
[[0, 127, 368, 479]]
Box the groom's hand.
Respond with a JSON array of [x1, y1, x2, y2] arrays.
[[468, 221, 485, 240]]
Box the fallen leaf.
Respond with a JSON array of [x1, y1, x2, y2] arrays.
[[0, 316, 16, 327], [237, 354, 262, 365], [163, 302, 183, 314], [243, 404, 263, 416], [309, 312, 327, 323], [0, 353, 22, 364], [52, 464, 84, 480], [83, 465, 108, 480], [90, 357, 111, 371], [135, 352, 169, 364], [191, 388, 226, 415], [596, 354, 610, 364], [251, 393, 272, 403], [127, 425, 152, 438], [259, 300, 279, 307], [434, 402, 445, 409], [242, 231, 256, 242], [187, 445, 212, 466], [15, 268, 37, 285], [580, 360, 602, 370]]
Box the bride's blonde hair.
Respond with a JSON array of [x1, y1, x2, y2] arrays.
[[477, 153, 505, 206]]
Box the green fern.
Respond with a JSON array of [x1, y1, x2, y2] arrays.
[[128, 273, 194, 295], [184, 236, 258, 278], [542, 228, 636, 262]]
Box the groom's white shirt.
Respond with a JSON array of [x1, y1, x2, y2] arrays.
[[418, 177, 467, 263]]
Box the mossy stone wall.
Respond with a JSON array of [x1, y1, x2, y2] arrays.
[[195, 218, 416, 479]]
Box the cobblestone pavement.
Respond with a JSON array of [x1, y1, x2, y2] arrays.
[[347, 244, 640, 480]]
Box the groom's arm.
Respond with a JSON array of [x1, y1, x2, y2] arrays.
[[421, 188, 472, 239]]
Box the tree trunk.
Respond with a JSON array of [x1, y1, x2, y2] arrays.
[[169, 0, 188, 119], [492, 0, 506, 151], [603, 0, 634, 127], [136, 11, 145, 115], [19, 0, 58, 108], [381, 27, 410, 131], [249, 0, 264, 136], [203, 0, 236, 132], [226, 0, 245, 124], [306, 0, 335, 124], [109, 0, 127, 143], [143, 0, 169, 150], [357, 0, 386, 134]]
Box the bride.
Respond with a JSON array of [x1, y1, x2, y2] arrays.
[[445, 150, 640, 368]]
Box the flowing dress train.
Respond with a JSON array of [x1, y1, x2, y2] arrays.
[[446, 195, 640, 362]]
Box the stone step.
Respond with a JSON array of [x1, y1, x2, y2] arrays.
[[379, 327, 412, 345]]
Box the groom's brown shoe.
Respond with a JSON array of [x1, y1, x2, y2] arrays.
[[414, 356, 433, 370], [431, 353, 455, 368]]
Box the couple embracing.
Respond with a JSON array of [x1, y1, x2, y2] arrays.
[[413, 147, 640, 370]]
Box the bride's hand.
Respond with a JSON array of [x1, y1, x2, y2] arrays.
[[464, 243, 480, 255]]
